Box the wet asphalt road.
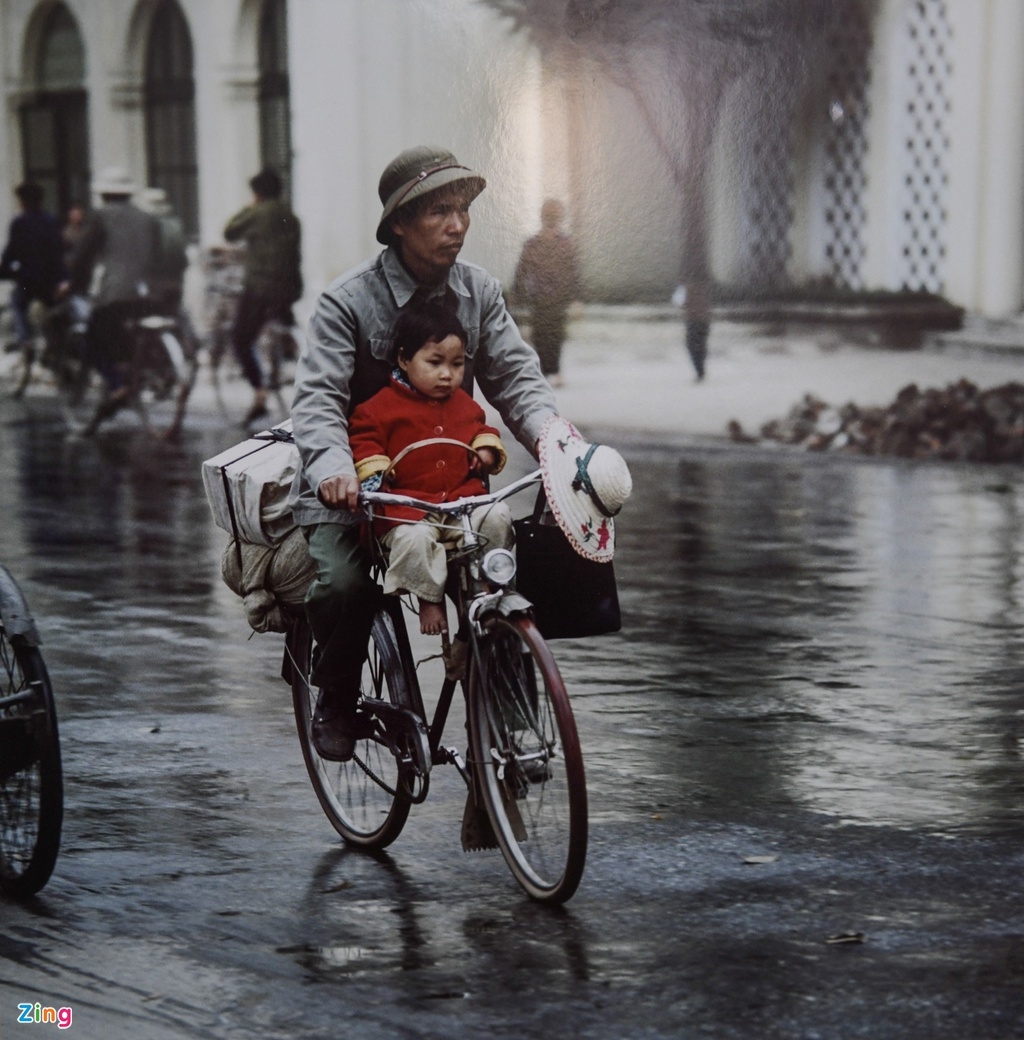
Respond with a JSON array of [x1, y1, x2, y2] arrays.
[[0, 386, 1023, 1040]]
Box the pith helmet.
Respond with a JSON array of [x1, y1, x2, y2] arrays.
[[93, 167, 136, 197], [376, 146, 486, 245]]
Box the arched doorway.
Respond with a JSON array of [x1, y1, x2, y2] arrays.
[[19, 2, 90, 217], [144, 0, 198, 237], [258, 0, 292, 199]]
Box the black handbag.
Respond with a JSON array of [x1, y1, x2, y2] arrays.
[[513, 488, 621, 639]]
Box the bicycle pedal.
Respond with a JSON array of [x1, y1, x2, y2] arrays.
[[460, 784, 498, 852]]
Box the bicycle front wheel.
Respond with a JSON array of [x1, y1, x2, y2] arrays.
[[289, 608, 412, 849], [468, 615, 587, 903], [0, 626, 63, 899]]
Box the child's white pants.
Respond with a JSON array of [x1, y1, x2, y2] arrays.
[[381, 501, 514, 604]]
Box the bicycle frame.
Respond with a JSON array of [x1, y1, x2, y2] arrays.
[[359, 469, 543, 787]]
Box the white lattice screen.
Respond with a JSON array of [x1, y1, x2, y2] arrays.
[[898, 0, 953, 293], [822, 2, 873, 290]]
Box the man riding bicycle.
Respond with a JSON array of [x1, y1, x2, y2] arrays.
[[289, 145, 560, 762], [65, 167, 162, 417]]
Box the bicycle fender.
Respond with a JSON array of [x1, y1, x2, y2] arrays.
[[0, 565, 41, 646], [495, 593, 533, 617], [468, 592, 534, 630]]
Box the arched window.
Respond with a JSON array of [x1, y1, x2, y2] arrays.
[[258, 0, 292, 199], [144, 0, 198, 237], [20, 3, 90, 217]]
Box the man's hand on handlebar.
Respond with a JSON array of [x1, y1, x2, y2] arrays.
[[318, 473, 361, 512]]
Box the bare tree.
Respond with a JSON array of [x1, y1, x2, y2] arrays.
[[481, 0, 838, 286]]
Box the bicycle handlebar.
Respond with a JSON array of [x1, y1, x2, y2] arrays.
[[358, 468, 542, 518]]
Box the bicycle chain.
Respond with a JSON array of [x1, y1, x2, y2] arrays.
[[351, 749, 399, 798]]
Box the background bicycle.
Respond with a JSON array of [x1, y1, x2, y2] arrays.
[[202, 245, 301, 429], [59, 297, 199, 439], [0, 562, 62, 899], [0, 291, 57, 400]]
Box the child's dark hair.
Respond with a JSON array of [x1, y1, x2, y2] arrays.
[[392, 301, 468, 362]]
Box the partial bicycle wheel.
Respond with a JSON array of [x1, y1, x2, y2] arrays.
[[468, 614, 587, 903], [288, 606, 413, 849], [130, 318, 198, 438], [0, 621, 63, 898], [212, 321, 297, 429]]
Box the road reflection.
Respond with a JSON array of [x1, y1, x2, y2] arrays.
[[559, 441, 1024, 836]]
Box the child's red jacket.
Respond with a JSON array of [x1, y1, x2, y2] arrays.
[[349, 377, 506, 526]]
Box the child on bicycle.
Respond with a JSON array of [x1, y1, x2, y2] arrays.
[[348, 301, 513, 635]]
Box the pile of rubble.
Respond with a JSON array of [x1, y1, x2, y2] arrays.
[[729, 380, 1024, 462]]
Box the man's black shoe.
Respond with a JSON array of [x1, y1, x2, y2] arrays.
[[311, 692, 372, 762]]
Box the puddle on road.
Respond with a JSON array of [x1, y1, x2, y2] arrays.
[[559, 447, 1024, 835]]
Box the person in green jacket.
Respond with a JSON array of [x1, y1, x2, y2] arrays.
[[223, 168, 302, 424]]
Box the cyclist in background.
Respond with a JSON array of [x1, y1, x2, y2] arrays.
[[0, 182, 65, 358], [66, 167, 161, 416]]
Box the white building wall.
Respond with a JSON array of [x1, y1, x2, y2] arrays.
[[289, 0, 543, 301], [1, 0, 1024, 318], [973, 0, 1024, 315]]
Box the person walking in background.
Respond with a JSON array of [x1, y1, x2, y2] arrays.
[[672, 279, 711, 382], [223, 167, 302, 425], [137, 188, 189, 318], [61, 201, 87, 265], [0, 182, 65, 358], [66, 167, 162, 413], [512, 198, 580, 388]]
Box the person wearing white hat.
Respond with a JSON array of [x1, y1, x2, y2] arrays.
[[137, 187, 189, 317], [66, 167, 162, 417], [289, 144, 559, 762]]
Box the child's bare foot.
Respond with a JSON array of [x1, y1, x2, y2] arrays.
[[419, 599, 447, 635]]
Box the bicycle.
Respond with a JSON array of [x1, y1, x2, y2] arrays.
[[0, 563, 63, 898], [202, 246, 300, 427], [0, 296, 59, 400], [284, 448, 587, 904], [59, 299, 198, 439]]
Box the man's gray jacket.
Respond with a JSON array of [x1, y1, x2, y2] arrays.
[[68, 200, 161, 306], [289, 247, 557, 527]]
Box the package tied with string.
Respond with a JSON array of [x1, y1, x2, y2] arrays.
[[201, 421, 316, 632]]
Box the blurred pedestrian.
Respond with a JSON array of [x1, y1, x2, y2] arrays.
[[61, 201, 87, 264], [0, 182, 65, 351], [137, 188, 189, 315], [66, 166, 162, 412], [138, 186, 199, 368], [672, 279, 711, 382], [223, 167, 303, 425], [512, 198, 580, 388]]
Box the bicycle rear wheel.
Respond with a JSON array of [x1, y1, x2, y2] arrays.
[[212, 322, 296, 429], [468, 615, 587, 903], [288, 607, 413, 849], [131, 322, 197, 438], [0, 624, 63, 899]]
